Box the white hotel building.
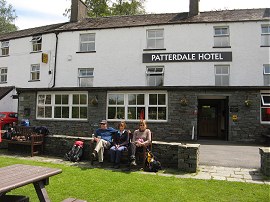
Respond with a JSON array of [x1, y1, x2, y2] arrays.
[[0, 0, 269, 142]]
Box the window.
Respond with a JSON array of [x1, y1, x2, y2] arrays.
[[215, 65, 229, 86], [146, 66, 164, 86], [0, 67, 7, 83], [37, 92, 88, 120], [78, 68, 94, 87], [107, 92, 167, 121], [1, 41, 9, 56], [30, 64, 40, 81], [261, 25, 270, 46], [214, 27, 230, 47], [80, 33, 95, 52], [146, 29, 164, 49], [263, 64, 270, 86], [31, 36, 42, 52], [261, 94, 270, 124]]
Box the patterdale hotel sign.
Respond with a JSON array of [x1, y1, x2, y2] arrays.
[[143, 52, 232, 63]]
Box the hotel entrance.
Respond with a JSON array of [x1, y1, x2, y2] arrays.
[[197, 97, 229, 140]]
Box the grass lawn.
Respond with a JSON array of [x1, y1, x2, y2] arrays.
[[0, 156, 269, 202]]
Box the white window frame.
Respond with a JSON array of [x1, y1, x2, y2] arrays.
[[261, 25, 270, 46], [31, 36, 42, 52], [263, 64, 270, 86], [78, 68, 94, 87], [260, 94, 270, 124], [215, 65, 230, 86], [214, 26, 230, 47], [107, 91, 168, 122], [0, 67, 7, 83], [146, 29, 164, 49], [30, 64, 40, 81], [36, 92, 88, 120], [1, 41, 9, 56], [79, 33, 95, 52], [146, 66, 164, 86]]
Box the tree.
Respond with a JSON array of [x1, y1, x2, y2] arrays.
[[0, 0, 17, 34], [64, 0, 145, 18], [111, 0, 145, 16]]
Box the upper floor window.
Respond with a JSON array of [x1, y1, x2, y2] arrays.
[[107, 92, 167, 121], [261, 94, 270, 124], [1, 41, 9, 56], [31, 36, 42, 52], [146, 66, 164, 86], [78, 68, 94, 87], [30, 64, 40, 81], [261, 25, 270, 46], [0, 67, 7, 83], [215, 65, 229, 86], [80, 33, 95, 52], [37, 92, 88, 120], [146, 29, 164, 49], [263, 64, 270, 86], [214, 27, 230, 47]]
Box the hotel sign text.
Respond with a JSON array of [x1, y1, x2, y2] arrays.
[[143, 52, 232, 63]]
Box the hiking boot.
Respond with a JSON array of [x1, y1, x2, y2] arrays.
[[114, 164, 120, 169], [90, 152, 96, 165], [130, 160, 137, 166], [97, 162, 103, 168]]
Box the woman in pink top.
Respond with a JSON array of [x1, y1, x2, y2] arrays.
[[130, 120, 151, 166]]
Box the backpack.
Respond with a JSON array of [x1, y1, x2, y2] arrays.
[[65, 140, 84, 162], [34, 126, 49, 135], [144, 150, 161, 172]]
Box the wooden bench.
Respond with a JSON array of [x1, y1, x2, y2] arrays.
[[1, 126, 44, 157]]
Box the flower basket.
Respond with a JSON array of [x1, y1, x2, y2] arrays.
[[180, 98, 188, 106], [244, 100, 251, 107]]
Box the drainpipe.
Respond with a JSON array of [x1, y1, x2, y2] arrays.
[[51, 32, 59, 88]]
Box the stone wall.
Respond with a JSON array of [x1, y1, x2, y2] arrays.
[[259, 147, 270, 177], [17, 88, 269, 143], [43, 135, 199, 172]]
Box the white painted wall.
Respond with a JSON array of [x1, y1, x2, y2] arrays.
[[55, 21, 269, 87], [0, 20, 269, 89], [0, 89, 17, 112]]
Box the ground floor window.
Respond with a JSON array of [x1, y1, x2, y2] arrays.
[[261, 93, 270, 124], [107, 91, 167, 121], [37, 92, 88, 120]]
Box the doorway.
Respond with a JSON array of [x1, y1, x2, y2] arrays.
[[198, 98, 228, 140]]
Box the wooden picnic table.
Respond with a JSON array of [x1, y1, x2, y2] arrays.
[[0, 164, 62, 202]]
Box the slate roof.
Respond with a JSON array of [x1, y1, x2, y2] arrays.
[[0, 86, 14, 100], [0, 8, 269, 41]]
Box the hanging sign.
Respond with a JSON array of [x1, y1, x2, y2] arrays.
[[42, 53, 48, 64]]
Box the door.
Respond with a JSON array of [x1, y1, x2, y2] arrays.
[[198, 100, 218, 137]]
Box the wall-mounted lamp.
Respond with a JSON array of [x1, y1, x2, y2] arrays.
[[91, 95, 98, 105]]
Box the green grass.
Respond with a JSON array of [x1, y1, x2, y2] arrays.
[[0, 157, 269, 202]]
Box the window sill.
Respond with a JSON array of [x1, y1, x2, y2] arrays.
[[143, 48, 166, 51], [30, 51, 42, 54], [28, 80, 40, 82], [76, 51, 96, 53], [260, 46, 270, 47], [0, 55, 9, 57], [0, 82, 7, 84], [213, 46, 231, 48]]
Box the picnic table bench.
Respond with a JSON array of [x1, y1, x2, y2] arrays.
[[1, 126, 44, 157], [0, 164, 62, 202]]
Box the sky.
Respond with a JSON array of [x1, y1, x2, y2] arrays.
[[6, 0, 270, 30]]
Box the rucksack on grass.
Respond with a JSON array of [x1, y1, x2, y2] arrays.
[[65, 140, 84, 162], [144, 150, 161, 172]]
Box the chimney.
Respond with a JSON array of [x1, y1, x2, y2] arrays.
[[189, 0, 200, 17], [70, 0, 88, 22]]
